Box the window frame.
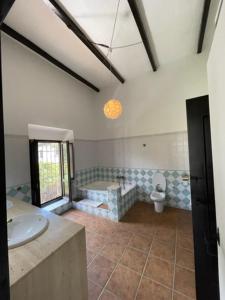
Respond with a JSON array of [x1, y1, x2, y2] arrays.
[[37, 140, 64, 206], [30, 139, 74, 207]]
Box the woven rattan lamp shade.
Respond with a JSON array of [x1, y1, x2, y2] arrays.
[[103, 99, 123, 119]]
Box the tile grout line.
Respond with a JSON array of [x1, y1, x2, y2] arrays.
[[123, 240, 154, 255], [149, 253, 175, 264], [86, 233, 106, 268], [101, 259, 185, 296], [133, 230, 157, 300], [86, 230, 127, 267], [175, 263, 195, 273], [172, 289, 195, 300], [96, 233, 135, 300], [103, 260, 178, 291], [87, 223, 171, 293], [172, 224, 178, 299], [87, 249, 101, 268], [65, 209, 194, 299], [86, 229, 126, 266]]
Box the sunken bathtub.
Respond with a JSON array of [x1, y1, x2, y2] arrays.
[[74, 181, 137, 221]]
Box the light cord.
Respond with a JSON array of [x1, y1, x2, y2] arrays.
[[92, 41, 142, 50], [108, 0, 121, 56]]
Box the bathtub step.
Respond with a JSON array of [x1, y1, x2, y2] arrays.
[[79, 199, 103, 208]]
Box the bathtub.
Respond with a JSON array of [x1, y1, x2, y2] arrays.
[[76, 180, 137, 221], [80, 180, 136, 196]]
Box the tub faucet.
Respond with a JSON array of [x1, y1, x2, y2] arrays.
[[116, 175, 125, 189]]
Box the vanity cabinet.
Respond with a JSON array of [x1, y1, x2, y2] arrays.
[[8, 199, 88, 300]]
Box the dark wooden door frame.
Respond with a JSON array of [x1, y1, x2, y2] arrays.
[[0, 30, 10, 300], [29, 140, 41, 207], [65, 141, 72, 202], [0, 1, 16, 299], [186, 95, 220, 300]]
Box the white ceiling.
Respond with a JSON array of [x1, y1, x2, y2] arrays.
[[4, 0, 212, 90], [4, 0, 119, 89], [142, 0, 205, 64], [59, 0, 151, 78]]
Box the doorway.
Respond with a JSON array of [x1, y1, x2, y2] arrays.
[[186, 95, 220, 299], [29, 140, 74, 207]]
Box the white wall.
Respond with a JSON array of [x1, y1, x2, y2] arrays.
[[208, 2, 225, 297], [1, 33, 99, 186], [28, 124, 74, 141], [95, 53, 208, 139], [97, 132, 189, 170], [2, 34, 97, 140], [4, 135, 30, 187], [74, 140, 97, 170], [2, 30, 209, 188]]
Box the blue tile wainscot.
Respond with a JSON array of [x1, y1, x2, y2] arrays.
[[75, 167, 191, 212]]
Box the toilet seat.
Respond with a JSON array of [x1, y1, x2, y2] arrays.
[[150, 191, 165, 201]]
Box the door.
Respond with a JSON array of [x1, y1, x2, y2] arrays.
[[62, 142, 73, 199], [0, 32, 10, 300], [0, 2, 15, 296], [30, 140, 73, 207], [186, 95, 220, 300], [38, 141, 63, 205]]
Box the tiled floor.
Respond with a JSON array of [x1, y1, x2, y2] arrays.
[[63, 202, 196, 300]]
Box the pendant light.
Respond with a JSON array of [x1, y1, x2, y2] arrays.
[[104, 99, 123, 119], [103, 0, 123, 120]]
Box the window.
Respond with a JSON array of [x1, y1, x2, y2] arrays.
[[38, 142, 63, 205], [30, 140, 74, 207]]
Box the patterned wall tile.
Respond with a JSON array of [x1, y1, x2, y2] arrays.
[[6, 183, 32, 204], [97, 167, 191, 210], [7, 165, 190, 220], [75, 167, 97, 186], [6, 183, 72, 215], [81, 190, 108, 203], [75, 184, 137, 221], [75, 166, 191, 211], [74, 202, 109, 219]]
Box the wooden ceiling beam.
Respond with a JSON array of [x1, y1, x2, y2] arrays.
[[47, 0, 125, 83], [127, 0, 157, 71], [1, 24, 100, 92], [197, 0, 211, 53]]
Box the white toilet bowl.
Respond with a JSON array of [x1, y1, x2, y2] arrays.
[[150, 191, 165, 213], [150, 173, 166, 213]]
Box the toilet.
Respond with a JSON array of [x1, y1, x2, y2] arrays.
[[150, 173, 166, 213]]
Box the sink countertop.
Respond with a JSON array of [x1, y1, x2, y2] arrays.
[[7, 197, 84, 286]]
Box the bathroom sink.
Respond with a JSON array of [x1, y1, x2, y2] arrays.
[[7, 200, 13, 209], [8, 214, 49, 249]]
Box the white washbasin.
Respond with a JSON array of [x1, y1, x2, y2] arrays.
[[7, 200, 13, 209], [8, 214, 49, 249]]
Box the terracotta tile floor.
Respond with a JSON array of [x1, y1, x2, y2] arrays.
[[63, 202, 196, 300]]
